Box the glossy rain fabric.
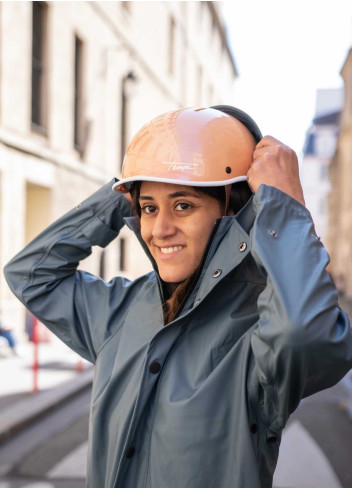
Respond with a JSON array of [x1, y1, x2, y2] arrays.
[[4, 180, 352, 488]]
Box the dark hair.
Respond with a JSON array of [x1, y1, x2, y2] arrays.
[[130, 181, 252, 218], [130, 181, 252, 324]]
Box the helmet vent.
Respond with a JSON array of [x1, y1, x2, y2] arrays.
[[225, 167, 232, 174]]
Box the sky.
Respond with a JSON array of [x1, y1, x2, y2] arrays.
[[223, 0, 352, 157]]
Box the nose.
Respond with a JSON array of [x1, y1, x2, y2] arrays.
[[152, 209, 177, 240]]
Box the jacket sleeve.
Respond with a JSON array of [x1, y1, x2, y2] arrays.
[[249, 184, 352, 431], [3, 179, 133, 363]]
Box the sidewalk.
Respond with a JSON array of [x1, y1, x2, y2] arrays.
[[0, 337, 93, 443]]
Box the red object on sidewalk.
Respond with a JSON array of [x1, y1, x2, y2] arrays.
[[29, 315, 51, 343], [76, 358, 84, 372], [32, 316, 39, 393]]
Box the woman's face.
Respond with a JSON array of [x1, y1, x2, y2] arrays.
[[139, 182, 224, 283]]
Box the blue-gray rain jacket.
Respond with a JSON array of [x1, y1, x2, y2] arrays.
[[4, 180, 352, 488]]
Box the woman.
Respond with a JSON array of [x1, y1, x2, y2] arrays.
[[4, 106, 352, 488]]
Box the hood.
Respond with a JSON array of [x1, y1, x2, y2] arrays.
[[123, 195, 257, 305]]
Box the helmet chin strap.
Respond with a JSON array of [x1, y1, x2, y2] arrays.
[[225, 184, 233, 216]]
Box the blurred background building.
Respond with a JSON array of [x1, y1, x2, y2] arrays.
[[0, 1, 238, 338], [300, 88, 343, 244], [300, 45, 352, 319], [327, 47, 352, 316]]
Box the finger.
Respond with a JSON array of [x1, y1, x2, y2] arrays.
[[253, 139, 292, 162], [255, 135, 284, 149], [252, 146, 276, 162]]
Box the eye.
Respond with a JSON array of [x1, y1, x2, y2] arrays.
[[175, 202, 193, 211], [141, 205, 157, 214]]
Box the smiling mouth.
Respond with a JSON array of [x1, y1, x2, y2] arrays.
[[159, 245, 185, 254]]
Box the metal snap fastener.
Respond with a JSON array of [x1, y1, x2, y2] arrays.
[[212, 269, 222, 278], [250, 423, 258, 434], [238, 242, 247, 252], [126, 446, 135, 459], [270, 230, 278, 238], [194, 299, 201, 307], [149, 362, 161, 374]]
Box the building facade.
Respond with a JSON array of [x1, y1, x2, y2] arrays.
[[300, 88, 342, 244], [327, 48, 352, 316], [0, 1, 238, 337]]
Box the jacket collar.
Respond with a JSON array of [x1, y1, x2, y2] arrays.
[[123, 215, 157, 268], [123, 196, 256, 307]]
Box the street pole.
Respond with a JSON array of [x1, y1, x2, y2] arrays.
[[32, 316, 39, 393]]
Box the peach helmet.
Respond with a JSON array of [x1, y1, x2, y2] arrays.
[[112, 106, 262, 193]]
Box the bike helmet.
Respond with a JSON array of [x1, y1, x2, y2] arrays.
[[113, 106, 262, 193]]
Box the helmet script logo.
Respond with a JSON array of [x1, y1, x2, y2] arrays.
[[162, 155, 204, 176]]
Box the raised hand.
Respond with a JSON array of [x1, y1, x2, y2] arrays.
[[247, 135, 305, 206]]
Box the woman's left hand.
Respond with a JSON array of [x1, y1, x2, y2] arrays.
[[247, 135, 305, 206]]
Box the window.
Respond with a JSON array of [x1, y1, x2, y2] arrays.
[[180, 34, 187, 101], [168, 16, 176, 75], [119, 238, 126, 271], [74, 35, 84, 153], [199, 1, 205, 21], [320, 164, 329, 180], [120, 71, 137, 170], [121, 1, 131, 14], [120, 78, 127, 170], [31, 1, 48, 133]]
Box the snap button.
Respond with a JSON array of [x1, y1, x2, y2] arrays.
[[270, 230, 278, 238], [126, 446, 135, 459], [267, 435, 277, 444], [194, 299, 201, 307], [238, 242, 247, 252], [149, 362, 161, 374], [212, 269, 222, 278], [250, 423, 258, 434]]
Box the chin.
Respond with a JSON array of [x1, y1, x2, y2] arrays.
[[159, 268, 190, 284], [160, 274, 187, 284]]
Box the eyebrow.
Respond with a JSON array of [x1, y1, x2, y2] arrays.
[[139, 191, 201, 201]]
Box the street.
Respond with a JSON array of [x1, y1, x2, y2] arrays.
[[274, 374, 352, 488], [0, 387, 91, 488], [0, 375, 351, 488]]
